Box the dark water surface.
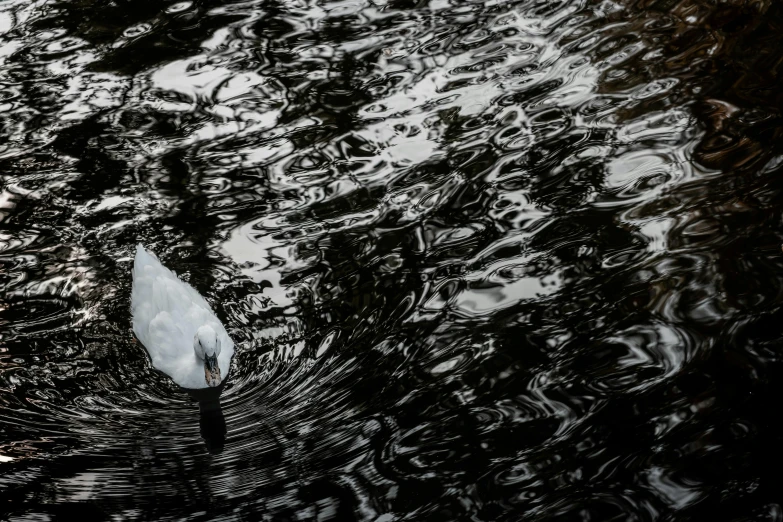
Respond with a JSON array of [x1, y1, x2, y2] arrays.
[[3, 0, 783, 519]]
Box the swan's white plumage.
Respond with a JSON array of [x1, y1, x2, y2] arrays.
[[131, 244, 234, 389]]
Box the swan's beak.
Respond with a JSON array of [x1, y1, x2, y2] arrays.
[[204, 354, 221, 387]]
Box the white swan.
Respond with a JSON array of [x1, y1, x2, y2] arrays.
[[131, 244, 234, 389]]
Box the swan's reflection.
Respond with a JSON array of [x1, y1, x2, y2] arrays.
[[186, 385, 226, 453]]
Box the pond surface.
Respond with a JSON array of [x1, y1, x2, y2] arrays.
[[3, 0, 783, 520]]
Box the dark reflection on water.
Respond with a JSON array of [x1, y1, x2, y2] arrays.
[[189, 386, 228, 453], [4, 0, 783, 519]]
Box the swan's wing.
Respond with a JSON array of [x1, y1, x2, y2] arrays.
[[146, 312, 184, 369], [133, 246, 215, 333], [132, 244, 215, 315]]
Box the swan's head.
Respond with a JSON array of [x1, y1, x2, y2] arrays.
[[194, 325, 222, 387]]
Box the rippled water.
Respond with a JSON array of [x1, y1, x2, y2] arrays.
[[3, 0, 783, 519]]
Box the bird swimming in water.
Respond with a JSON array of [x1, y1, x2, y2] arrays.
[[131, 244, 234, 389]]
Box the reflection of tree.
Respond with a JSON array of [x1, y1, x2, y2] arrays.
[[29, 0, 246, 76], [268, 1, 783, 520]]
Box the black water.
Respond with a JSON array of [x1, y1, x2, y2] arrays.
[[3, 0, 783, 519]]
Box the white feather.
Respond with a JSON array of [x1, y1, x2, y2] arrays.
[[131, 244, 234, 389]]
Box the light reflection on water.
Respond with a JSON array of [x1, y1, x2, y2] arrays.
[[3, 0, 783, 519]]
